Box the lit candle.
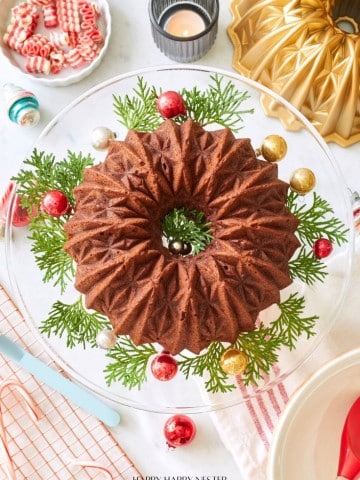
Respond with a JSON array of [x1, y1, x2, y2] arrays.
[[165, 9, 206, 37]]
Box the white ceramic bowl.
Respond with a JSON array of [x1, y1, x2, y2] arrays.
[[0, 0, 111, 87], [268, 348, 360, 479]]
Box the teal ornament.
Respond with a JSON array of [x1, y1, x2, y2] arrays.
[[3, 83, 40, 126]]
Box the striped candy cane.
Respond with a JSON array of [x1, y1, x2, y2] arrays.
[[70, 459, 114, 479], [0, 380, 40, 480]]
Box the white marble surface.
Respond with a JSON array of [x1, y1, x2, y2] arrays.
[[1, 1, 360, 479]]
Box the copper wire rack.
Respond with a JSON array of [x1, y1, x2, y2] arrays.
[[0, 283, 142, 479]]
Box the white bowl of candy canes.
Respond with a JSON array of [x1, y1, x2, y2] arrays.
[[0, 0, 111, 87]]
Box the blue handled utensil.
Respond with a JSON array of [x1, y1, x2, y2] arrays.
[[0, 334, 120, 427]]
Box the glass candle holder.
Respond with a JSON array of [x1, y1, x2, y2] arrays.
[[148, 0, 219, 62]]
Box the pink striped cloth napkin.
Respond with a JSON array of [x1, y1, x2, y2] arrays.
[[203, 244, 360, 479]]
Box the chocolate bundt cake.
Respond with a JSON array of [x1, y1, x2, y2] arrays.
[[64, 119, 300, 354]]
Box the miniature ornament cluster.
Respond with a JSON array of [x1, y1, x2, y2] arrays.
[[9, 74, 349, 449], [168, 239, 192, 256]]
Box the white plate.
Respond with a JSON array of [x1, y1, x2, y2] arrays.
[[268, 348, 360, 479]]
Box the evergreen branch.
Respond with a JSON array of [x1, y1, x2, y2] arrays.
[[28, 214, 74, 293], [234, 324, 281, 386], [178, 342, 236, 393], [268, 293, 317, 350], [104, 337, 157, 390], [113, 76, 161, 132], [12, 149, 95, 210], [112, 74, 254, 133], [162, 207, 213, 254], [181, 74, 254, 131], [289, 246, 327, 285], [287, 190, 348, 247], [39, 297, 109, 348]]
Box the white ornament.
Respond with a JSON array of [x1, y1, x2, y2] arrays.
[[96, 328, 117, 349], [91, 126, 115, 150]]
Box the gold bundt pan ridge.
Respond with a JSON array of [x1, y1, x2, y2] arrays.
[[228, 0, 360, 147]]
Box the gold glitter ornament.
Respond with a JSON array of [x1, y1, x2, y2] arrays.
[[219, 348, 248, 375], [259, 135, 287, 162], [290, 168, 316, 195]]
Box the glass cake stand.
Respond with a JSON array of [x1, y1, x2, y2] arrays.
[[5, 65, 354, 413]]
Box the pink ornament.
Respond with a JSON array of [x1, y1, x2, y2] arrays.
[[12, 195, 31, 227], [156, 91, 187, 118], [150, 351, 178, 381], [40, 190, 70, 217], [313, 238, 333, 259], [164, 414, 196, 448]]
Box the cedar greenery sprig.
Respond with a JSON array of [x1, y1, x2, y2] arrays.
[[113, 76, 160, 132], [12, 149, 94, 208], [104, 337, 157, 390], [268, 293, 317, 349], [28, 214, 74, 294], [113, 74, 254, 133], [288, 246, 327, 285], [11, 150, 96, 294], [162, 207, 213, 255], [181, 74, 254, 131], [177, 342, 233, 394], [287, 190, 348, 285], [39, 297, 109, 349], [287, 190, 349, 247]]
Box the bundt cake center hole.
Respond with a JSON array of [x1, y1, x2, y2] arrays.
[[162, 207, 213, 256], [333, 1, 360, 33]]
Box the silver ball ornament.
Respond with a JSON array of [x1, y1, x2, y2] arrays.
[[91, 127, 115, 150], [96, 328, 117, 349]]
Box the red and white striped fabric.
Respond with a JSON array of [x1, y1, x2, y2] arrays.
[[204, 246, 360, 479]]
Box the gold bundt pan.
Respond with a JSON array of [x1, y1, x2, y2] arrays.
[[228, 0, 360, 147]]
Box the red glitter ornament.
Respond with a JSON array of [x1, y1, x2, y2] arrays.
[[0, 182, 31, 227], [150, 351, 178, 381], [164, 415, 196, 448], [40, 190, 70, 217], [156, 91, 187, 118], [313, 238, 333, 259]]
